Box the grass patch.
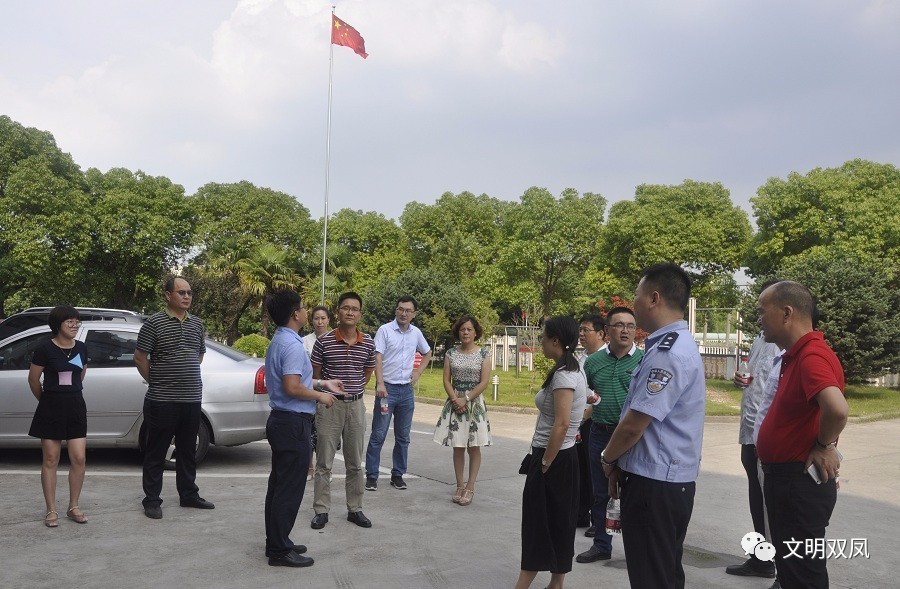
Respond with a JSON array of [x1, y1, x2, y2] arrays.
[[411, 365, 900, 421]]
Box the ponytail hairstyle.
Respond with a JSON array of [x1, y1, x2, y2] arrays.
[[541, 315, 581, 389]]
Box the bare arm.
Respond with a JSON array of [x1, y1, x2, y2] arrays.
[[374, 352, 386, 398], [281, 374, 337, 407], [134, 349, 150, 382], [541, 388, 574, 472], [411, 350, 433, 384], [28, 364, 43, 400], [603, 409, 654, 499], [806, 386, 850, 481], [442, 356, 455, 399]]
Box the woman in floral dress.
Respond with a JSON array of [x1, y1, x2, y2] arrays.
[[433, 315, 492, 506]]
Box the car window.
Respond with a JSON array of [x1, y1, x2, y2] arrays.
[[0, 316, 46, 341], [0, 332, 49, 370], [205, 339, 252, 361], [85, 330, 138, 368]]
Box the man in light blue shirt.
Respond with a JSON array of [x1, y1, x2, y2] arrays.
[[364, 295, 433, 491], [601, 263, 706, 589]]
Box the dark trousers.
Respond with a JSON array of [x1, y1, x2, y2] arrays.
[[521, 446, 579, 574], [265, 410, 313, 558], [621, 472, 696, 589], [588, 423, 614, 553], [575, 420, 593, 525], [142, 399, 201, 506], [763, 463, 837, 589], [741, 444, 767, 545]]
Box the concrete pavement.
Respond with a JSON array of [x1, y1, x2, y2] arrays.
[[0, 398, 896, 588]]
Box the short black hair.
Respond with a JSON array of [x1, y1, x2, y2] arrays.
[[397, 295, 418, 311], [579, 313, 605, 331], [641, 262, 691, 311], [452, 315, 483, 340], [338, 291, 363, 309], [265, 289, 304, 327], [48, 305, 80, 335], [605, 306, 635, 324]]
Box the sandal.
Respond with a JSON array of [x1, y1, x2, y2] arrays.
[[458, 489, 475, 506], [44, 511, 59, 527], [452, 486, 465, 503], [66, 506, 88, 524]]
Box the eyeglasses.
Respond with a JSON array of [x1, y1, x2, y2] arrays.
[[396, 307, 415, 314], [578, 327, 598, 334], [64, 320, 82, 327], [175, 290, 193, 296], [609, 322, 637, 332], [339, 305, 361, 313]]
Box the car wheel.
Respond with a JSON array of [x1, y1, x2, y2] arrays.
[[139, 418, 212, 469]]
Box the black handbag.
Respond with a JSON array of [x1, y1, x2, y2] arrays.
[[518, 453, 534, 475]]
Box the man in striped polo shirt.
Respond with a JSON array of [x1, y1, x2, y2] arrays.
[[309, 292, 377, 530], [135, 276, 214, 519]]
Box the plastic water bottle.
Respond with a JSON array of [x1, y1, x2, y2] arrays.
[[738, 357, 751, 387], [605, 498, 621, 535], [380, 399, 389, 415]]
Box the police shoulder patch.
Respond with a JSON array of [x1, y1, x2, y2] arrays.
[[646, 367, 673, 394], [657, 331, 679, 350]]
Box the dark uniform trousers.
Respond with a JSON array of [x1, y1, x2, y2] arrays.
[[576, 420, 593, 525], [621, 472, 696, 589], [264, 409, 313, 558], [741, 444, 767, 543], [763, 463, 837, 589], [142, 399, 201, 506]]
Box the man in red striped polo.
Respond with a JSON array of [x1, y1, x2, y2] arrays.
[[309, 291, 377, 530]]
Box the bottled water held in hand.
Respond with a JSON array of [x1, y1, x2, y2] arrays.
[[605, 498, 621, 534]]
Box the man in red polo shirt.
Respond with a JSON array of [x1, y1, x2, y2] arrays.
[[755, 281, 848, 589]]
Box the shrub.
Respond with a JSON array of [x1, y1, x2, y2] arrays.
[[232, 334, 270, 357]]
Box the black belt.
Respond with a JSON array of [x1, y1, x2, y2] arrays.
[[760, 462, 805, 475], [271, 409, 315, 421], [594, 422, 618, 433], [333, 393, 364, 402]]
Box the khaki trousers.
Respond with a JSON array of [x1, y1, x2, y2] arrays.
[[313, 398, 366, 513]]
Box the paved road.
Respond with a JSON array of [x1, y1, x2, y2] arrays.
[[1, 398, 895, 588]]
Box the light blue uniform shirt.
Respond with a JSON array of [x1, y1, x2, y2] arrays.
[[265, 326, 315, 414], [374, 319, 431, 384], [618, 320, 706, 483], [738, 334, 781, 444]]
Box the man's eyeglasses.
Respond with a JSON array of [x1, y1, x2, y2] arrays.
[[610, 322, 637, 332], [175, 290, 193, 296], [396, 308, 415, 314], [339, 305, 361, 313], [579, 327, 599, 334]]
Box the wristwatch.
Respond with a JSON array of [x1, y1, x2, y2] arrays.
[[600, 450, 617, 467]]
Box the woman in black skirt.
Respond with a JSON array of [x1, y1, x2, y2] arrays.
[[28, 306, 89, 527], [515, 316, 587, 589]]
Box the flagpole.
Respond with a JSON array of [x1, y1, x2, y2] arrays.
[[320, 7, 336, 305]]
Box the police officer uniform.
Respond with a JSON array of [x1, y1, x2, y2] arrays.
[[616, 319, 706, 589]]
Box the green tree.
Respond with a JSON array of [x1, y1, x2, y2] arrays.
[[362, 268, 473, 344], [326, 208, 412, 292], [747, 159, 900, 276], [81, 167, 195, 310], [0, 117, 90, 315], [493, 187, 607, 318], [602, 180, 751, 288]]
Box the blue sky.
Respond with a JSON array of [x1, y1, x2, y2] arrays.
[[2, 0, 898, 220]]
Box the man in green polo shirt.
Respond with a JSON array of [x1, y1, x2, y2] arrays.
[[577, 306, 643, 564]]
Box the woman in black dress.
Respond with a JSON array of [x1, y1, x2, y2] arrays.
[[28, 306, 89, 526]]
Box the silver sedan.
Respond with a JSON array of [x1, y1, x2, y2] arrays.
[[0, 321, 270, 464]]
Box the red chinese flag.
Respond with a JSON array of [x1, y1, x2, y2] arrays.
[[332, 14, 368, 59]]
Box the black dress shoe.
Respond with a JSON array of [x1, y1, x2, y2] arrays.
[[347, 511, 372, 528], [180, 497, 215, 509], [311, 513, 329, 529], [725, 558, 776, 578], [576, 546, 611, 563], [144, 505, 162, 519], [584, 525, 596, 537], [268, 552, 314, 567], [292, 544, 307, 554]]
